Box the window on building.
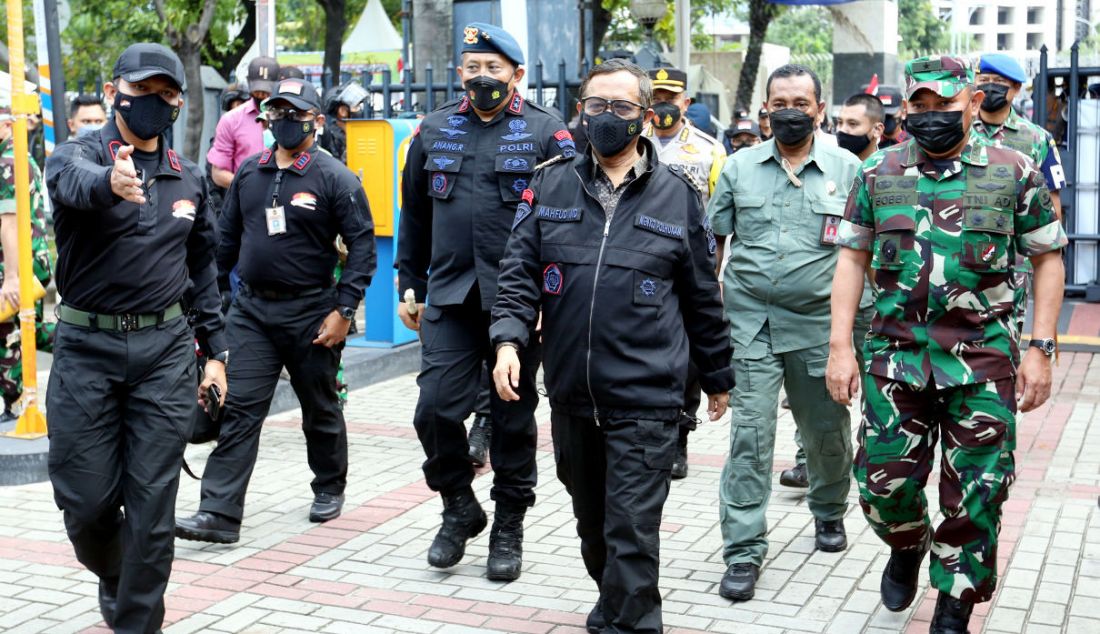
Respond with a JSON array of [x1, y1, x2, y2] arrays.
[[970, 7, 984, 25], [1027, 7, 1043, 25], [997, 33, 1011, 50], [1027, 32, 1043, 50], [998, 7, 1013, 25]]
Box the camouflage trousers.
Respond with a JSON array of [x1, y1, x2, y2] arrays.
[[0, 254, 55, 409], [855, 375, 1017, 603]]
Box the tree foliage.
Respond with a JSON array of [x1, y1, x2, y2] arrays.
[[898, 0, 948, 56], [765, 6, 831, 56], [598, 0, 740, 52]]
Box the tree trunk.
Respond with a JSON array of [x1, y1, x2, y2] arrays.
[[208, 0, 257, 81], [180, 43, 205, 162], [318, 0, 347, 87], [592, 4, 614, 58], [735, 0, 778, 111]]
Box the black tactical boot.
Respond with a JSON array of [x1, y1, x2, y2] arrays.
[[486, 504, 525, 581], [881, 535, 930, 611], [427, 489, 487, 568], [779, 462, 808, 488], [930, 593, 973, 634], [175, 511, 241, 544], [719, 563, 759, 601], [670, 432, 689, 480], [467, 416, 492, 467], [814, 519, 847, 552]]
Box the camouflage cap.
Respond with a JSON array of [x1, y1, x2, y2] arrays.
[[904, 55, 975, 99]]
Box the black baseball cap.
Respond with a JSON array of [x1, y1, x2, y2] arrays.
[[248, 57, 280, 94], [263, 79, 321, 112], [278, 66, 305, 80], [860, 84, 903, 115], [113, 43, 186, 91]]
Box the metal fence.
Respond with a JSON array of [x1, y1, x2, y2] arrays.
[[1035, 43, 1100, 300]]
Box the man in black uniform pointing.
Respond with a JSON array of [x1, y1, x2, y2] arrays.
[[45, 43, 228, 633], [397, 22, 573, 580], [176, 78, 376, 543]]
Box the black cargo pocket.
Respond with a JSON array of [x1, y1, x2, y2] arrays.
[[632, 270, 666, 307], [424, 153, 462, 200], [638, 419, 677, 470], [960, 208, 1012, 272], [496, 154, 535, 202], [418, 305, 445, 350]]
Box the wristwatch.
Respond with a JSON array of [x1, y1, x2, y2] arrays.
[[1028, 337, 1056, 358], [211, 350, 230, 366], [337, 305, 356, 321]]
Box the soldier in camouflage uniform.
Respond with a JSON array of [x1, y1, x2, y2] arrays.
[[0, 104, 54, 419], [827, 56, 1067, 634], [971, 53, 1066, 336]]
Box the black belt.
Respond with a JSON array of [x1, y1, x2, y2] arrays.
[[57, 303, 184, 332], [243, 284, 327, 301]]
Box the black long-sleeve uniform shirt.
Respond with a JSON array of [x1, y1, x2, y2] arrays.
[[490, 139, 734, 418], [217, 144, 376, 308], [45, 119, 227, 355], [397, 93, 574, 310]]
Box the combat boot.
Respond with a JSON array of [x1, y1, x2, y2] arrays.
[[98, 576, 119, 627], [467, 416, 492, 467], [930, 593, 973, 633], [427, 488, 487, 568], [881, 534, 930, 611], [586, 596, 605, 633], [486, 503, 525, 581], [670, 432, 689, 480]]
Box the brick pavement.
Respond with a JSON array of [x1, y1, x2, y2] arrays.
[[0, 353, 1097, 633]]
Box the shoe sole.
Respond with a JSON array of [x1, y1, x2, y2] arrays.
[[718, 587, 754, 601], [779, 477, 808, 488], [486, 568, 521, 581], [816, 540, 848, 553], [428, 512, 489, 568], [670, 470, 687, 480], [175, 526, 239, 544], [309, 510, 342, 523]]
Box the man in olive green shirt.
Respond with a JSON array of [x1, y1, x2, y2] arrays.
[[708, 64, 861, 602]]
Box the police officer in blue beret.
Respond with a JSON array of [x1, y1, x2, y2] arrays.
[[396, 22, 574, 581]]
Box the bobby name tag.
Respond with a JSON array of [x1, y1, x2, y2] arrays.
[[820, 215, 841, 246], [266, 206, 287, 235]]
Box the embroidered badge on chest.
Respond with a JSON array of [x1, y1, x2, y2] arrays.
[[172, 199, 197, 221], [639, 278, 657, 297], [432, 172, 448, 193], [291, 192, 318, 211], [502, 119, 532, 141], [543, 263, 563, 295], [433, 156, 456, 170]]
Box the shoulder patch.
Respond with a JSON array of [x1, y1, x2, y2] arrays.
[[513, 201, 533, 229], [543, 263, 563, 295], [166, 148, 182, 173]]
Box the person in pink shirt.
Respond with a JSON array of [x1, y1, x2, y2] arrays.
[[207, 57, 279, 188]]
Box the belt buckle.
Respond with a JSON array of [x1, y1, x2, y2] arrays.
[[120, 314, 139, 332]]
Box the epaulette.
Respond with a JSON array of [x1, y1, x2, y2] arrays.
[[535, 154, 572, 171], [667, 163, 705, 195]]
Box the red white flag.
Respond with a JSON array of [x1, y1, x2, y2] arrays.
[[865, 73, 879, 96]]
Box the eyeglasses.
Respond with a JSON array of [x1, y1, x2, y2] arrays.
[[580, 97, 645, 119], [265, 107, 316, 122]]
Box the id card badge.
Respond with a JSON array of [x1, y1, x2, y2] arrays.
[[820, 215, 841, 246], [266, 205, 287, 235]]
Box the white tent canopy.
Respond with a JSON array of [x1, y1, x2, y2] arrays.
[[343, 0, 402, 54]]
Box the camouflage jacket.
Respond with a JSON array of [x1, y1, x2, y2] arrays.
[[0, 138, 51, 268], [972, 110, 1065, 193], [837, 136, 1067, 389]]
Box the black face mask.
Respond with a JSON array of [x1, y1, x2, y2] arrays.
[[906, 110, 967, 155], [652, 102, 682, 130], [465, 75, 511, 111], [271, 118, 316, 150], [977, 83, 1011, 112], [583, 112, 643, 157], [114, 91, 179, 141], [768, 108, 815, 146], [253, 95, 264, 111], [836, 130, 872, 157], [883, 116, 899, 136]]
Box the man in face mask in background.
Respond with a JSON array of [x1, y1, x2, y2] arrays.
[[67, 94, 108, 137], [872, 85, 907, 149], [396, 22, 573, 582], [972, 52, 1066, 337], [207, 56, 279, 190], [723, 118, 762, 155], [709, 64, 860, 602], [828, 55, 1066, 634], [641, 66, 727, 480]]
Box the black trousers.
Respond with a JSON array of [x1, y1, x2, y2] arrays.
[[413, 296, 539, 507], [473, 361, 492, 419], [47, 316, 195, 634], [552, 411, 679, 634], [198, 289, 347, 521]]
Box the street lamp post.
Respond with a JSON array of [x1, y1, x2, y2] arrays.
[[631, 0, 668, 69]]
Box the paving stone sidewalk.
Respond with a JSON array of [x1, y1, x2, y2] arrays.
[[0, 353, 1097, 633]]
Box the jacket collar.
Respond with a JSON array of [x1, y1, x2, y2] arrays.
[[258, 143, 318, 175], [100, 118, 183, 179], [576, 136, 659, 186]]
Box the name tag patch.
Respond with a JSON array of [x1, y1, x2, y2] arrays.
[[537, 206, 582, 222], [635, 214, 684, 239]]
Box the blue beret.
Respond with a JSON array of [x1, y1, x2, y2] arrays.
[[461, 22, 524, 66], [978, 53, 1027, 84]]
